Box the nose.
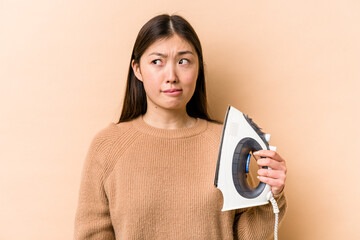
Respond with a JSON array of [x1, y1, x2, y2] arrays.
[[166, 63, 178, 83]]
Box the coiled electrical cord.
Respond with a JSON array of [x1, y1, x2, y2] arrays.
[[267, 192, 279, 240]]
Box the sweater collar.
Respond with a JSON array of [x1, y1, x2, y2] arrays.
[[131, 115, 208, 139]]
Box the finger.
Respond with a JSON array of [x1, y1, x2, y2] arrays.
[[252, 152, 261, 161], [257, 176, 285, 195], [257, 175, 285, 187], [257, 157, 287, 171], [258, 176, 285, 190], [253, 150, 284, 162], [257, 169, 286, 180]]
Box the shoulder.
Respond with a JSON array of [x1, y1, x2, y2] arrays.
[[83, 120, 145, 180], [201, 120, 223, 144], [87, 120, 140, 165], [90, 121, 134, 149], [205, 120, 223, 136]]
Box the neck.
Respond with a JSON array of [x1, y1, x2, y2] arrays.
[[142, 108, 196, 130]]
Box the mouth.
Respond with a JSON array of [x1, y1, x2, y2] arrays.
[[162, 88, 183, 96], [162, 89, 182, 93]]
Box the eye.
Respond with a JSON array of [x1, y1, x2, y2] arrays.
[[179, 58, 190, 65], [151, 59, 162, 65]]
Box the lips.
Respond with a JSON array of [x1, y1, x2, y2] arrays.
[[163, 88, 182, 93]]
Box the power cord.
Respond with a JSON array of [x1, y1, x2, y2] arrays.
[[267, 192, 279, 240]]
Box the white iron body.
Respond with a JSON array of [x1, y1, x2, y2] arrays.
[[214, 106, 276, 211]]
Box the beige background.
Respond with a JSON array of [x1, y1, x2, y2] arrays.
[[1, 0, 359, 239]]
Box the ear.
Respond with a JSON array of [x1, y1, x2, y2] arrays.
[[131, 59, 143, 82]]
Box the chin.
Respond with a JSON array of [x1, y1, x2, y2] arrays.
[[148, 97, 190, 112], [159, 102, 187, 111]]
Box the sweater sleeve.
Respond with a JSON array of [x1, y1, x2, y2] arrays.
[[74, 131, 115, 240], [233, 189, 287, 239]]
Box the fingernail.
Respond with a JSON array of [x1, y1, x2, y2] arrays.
[[253, 151, 260, 155]]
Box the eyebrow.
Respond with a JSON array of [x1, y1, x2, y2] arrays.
[[148, 51, 194, 57]]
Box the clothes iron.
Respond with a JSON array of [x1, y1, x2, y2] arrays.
[[214, 105, 277, 211]]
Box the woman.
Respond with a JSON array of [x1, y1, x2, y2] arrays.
[[74, 14, 287, 239]]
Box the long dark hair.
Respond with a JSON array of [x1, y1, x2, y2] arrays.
[[118, 14, 215, 123]]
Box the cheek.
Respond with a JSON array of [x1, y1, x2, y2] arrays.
[[140, 67, 162, 91], [142, 78, 158, 95], [182, 69, 198, 89]]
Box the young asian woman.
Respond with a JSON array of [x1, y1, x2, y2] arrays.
[[74, 14, 287, 240]]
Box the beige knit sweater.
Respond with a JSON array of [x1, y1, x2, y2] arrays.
[[74, 116, 287, 239]]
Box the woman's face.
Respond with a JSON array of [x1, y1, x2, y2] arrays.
[[132, 34, 199, 114]]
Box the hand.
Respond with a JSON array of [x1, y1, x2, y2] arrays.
[[253, 150, 287, 196]]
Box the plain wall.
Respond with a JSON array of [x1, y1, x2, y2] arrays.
[[1, 1, 359, 239]]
